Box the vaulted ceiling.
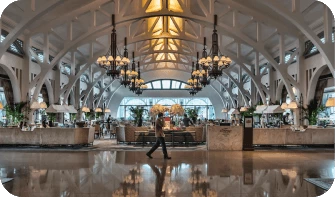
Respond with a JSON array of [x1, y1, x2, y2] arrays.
[[0, 0, 331, 106]]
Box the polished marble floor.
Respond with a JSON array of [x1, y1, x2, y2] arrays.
[[0, 150, 334, 197]]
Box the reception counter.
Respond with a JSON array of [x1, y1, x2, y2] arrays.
[[206, 126, 334, 151], [253, 128, 334, 145], [207, 126, 243, 151], [0, 127, 95, 146]]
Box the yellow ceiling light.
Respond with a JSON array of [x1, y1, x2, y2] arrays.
[[156, 53, 165, 61], [168, 0, 183, 12], [144, 0, 163, 13], [148, 17, 163, 35], [168, 17, 183, 35], [168, 53, 176, 60]]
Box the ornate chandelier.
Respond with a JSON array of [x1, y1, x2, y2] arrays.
[[128, 52, 138, 92], [119, 46, 134, 87], [133, 62, 147, 96], [193, 52, 210, 87], [185, 62, 202, 96], [198, 15, 232, 79], [97, 15, 130, 79]]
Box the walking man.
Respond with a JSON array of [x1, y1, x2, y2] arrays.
[[146, 112, 171, 159]]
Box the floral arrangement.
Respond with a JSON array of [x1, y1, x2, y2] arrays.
[[169, 104, 184, 116], [149, 104, 169, 116]]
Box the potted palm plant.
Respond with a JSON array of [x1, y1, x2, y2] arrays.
[[129, 106, 147, 127], [185, 108, 200, 123]]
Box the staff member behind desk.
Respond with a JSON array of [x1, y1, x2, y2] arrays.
[[282, 113, 290, 125], [146, 113, 171, 160], [182, 114, 193, 127]]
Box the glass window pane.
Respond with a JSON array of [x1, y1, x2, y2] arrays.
[[152, 81, 161, 89], [171, 81, 180, 89], [180, 83, 187, 89], [162, 80, 170, 89], [146, 83, 152, 89]]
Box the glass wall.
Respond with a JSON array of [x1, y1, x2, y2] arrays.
[[117, 97, 215, 120], [0, 88, 7, 121]]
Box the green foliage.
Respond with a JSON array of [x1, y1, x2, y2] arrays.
[[70, 113, 76, 121], [4, 102, 30, 125], [185, 108, 200, 120], [240, 106, 256, 118], [85, 110, 95, 120], [307, 99, 326, 125], [95, 112, 103, 119], [129, 106, 147, 126], [47, 113, 56, 122]]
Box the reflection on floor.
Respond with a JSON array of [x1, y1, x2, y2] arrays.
[[0, 150, 333, 197]]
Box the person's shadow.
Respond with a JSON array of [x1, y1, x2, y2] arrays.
[[149, 161, 167, 197]]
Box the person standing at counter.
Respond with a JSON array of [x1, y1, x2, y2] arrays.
[[282, 113, 289, 125], [260, 115, 266, 128], [182, 114, 193, 127], [146, 113, 171, 160], [106, 115, 111, 131]]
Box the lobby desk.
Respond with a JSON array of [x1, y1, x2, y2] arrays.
[[0, 127, 95, 146], [207, 126, 243, 151], [253, 128, 334, 145]]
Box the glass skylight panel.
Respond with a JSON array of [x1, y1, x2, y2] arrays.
[[162, 80, 170, 89], [171, 81, 180, 89], [152, 81, 161, 89], [0, 35, 5, 42], [38, 54, 44, 62], [9, 44, 19, 53]]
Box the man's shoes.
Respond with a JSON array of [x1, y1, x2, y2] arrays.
[[146, 152, 153, 159], [164, 156, 171, 160]]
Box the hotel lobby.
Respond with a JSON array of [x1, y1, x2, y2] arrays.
[[0, 0, 334, 196]]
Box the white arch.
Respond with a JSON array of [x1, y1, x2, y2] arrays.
[[306, 64, 332, 103], [0, 63, 21, 103]]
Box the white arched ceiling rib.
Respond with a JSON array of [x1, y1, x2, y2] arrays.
[[0, 0, 65, 59], [60, 50, 106, 103], [81, 70, 107, 106], [223, 49, 268, 103], [260, 0, 335, 74], [0, 64, 21, 102], [28, 0, 111, 35], [26, 0, 298, 104], [215, 79, 237, 108], [94, 80, 116, 107], [209, 83, 226, 106]]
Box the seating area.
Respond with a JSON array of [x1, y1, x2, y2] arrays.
[[115, 125, 206, 146]]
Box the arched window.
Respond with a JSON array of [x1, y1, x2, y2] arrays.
[[156, 99, 176, 105], [145, 79, 187, 90], [186, 99, 209, 105], [125, 99, 146, 105], [117, 97, 215, 120]]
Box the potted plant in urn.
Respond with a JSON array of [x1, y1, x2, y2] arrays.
[[47, 113, 56, 127], [4, 102, 29, 126], [169, 104, 184, 128]]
